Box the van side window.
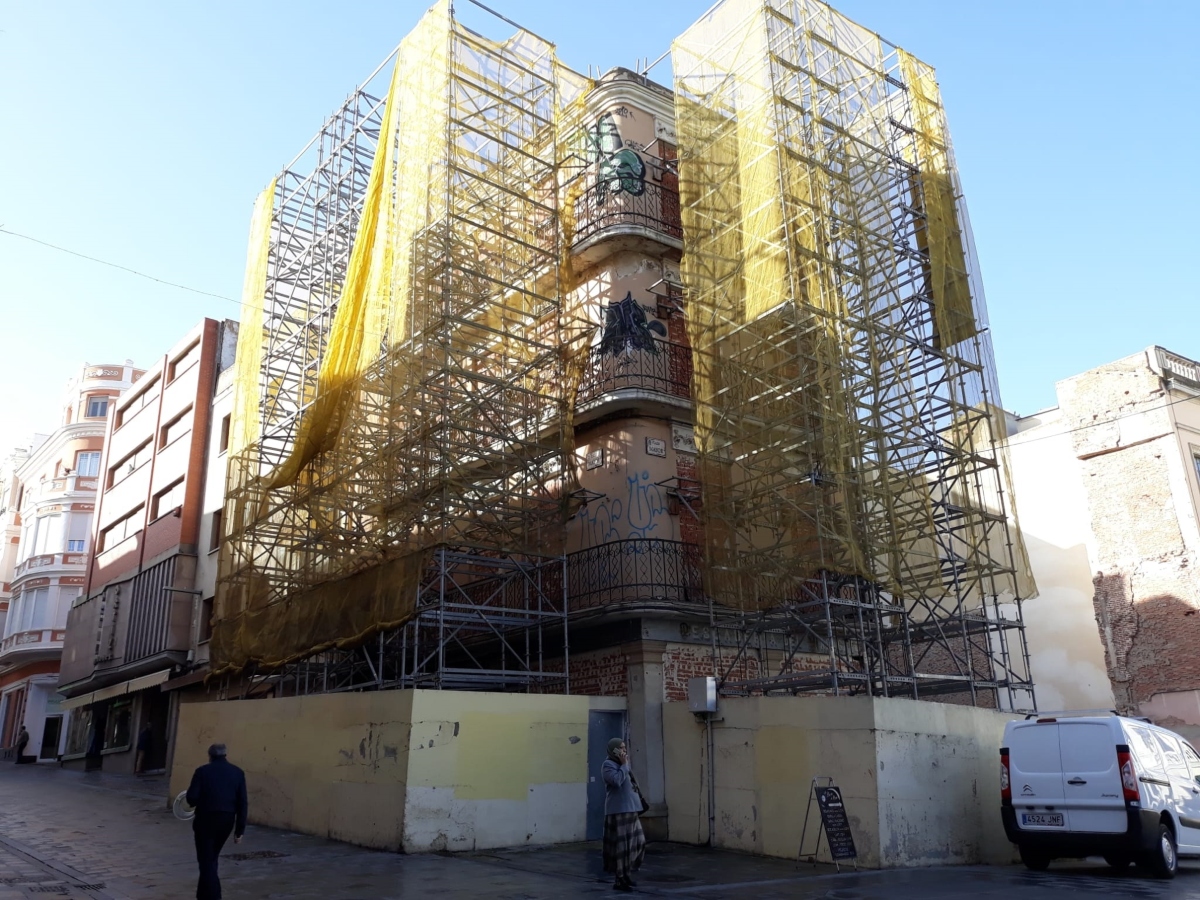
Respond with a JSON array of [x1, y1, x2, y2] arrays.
[[1184, 744, 1200, 784], [1129, 725, 1165, 773], [1154, 732, 1192, 783]]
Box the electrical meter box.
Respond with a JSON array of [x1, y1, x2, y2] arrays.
[[688, 676, 717, 714]]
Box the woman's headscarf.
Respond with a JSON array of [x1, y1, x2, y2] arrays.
[[607, 737, 625, 763]]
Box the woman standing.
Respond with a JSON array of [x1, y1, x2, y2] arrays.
[[601, 737, 645, 892]]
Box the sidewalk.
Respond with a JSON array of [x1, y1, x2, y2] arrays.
[[1, 762, 1197, 899]]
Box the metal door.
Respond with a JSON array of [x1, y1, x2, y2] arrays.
[[587, 710, 625, 840]]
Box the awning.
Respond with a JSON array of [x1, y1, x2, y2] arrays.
[[58, 669, 171, 712]]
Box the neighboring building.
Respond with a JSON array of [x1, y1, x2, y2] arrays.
[[1010, 347, 1200, 739], [58, 320, 237, 773], [0, 363, 140, 761]]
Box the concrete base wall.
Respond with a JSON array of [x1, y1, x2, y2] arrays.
[[170, 689, 624, 852], [664, 695, 1016, 868]]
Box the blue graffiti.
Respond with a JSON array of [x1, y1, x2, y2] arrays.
[[578, 470, 670, 548]]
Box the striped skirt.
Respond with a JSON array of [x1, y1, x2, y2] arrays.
[[602, 812, 645, 878]]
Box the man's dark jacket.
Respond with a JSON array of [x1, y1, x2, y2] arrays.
[[186, 757, 248, 836]]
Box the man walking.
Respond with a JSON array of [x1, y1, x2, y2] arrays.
[[185, 743, 248, 900]]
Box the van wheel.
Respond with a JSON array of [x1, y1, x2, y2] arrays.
[[1019, 845, 1051, 871], [1142, 824, 1178, 879], [1102, 853, 1132, 869]]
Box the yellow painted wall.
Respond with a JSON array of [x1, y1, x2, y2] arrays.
[[171, 691, 413, 850], [664, 695, 1015, 868], [171, 690, 624, 853]]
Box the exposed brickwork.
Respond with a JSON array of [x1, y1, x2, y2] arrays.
[[540, 647, 628, 697], [661, 642, 828, 701], [1056, 352, 1200, 713]]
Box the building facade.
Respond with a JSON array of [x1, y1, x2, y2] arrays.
[[1010, 347, 1200, 738], [0, 363, 140, 761], [58, 320, 237, 773]]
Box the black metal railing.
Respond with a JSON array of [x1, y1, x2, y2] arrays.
[[567, 539, 703, 611], [572, 179, 683, 245], [576, 341, 692, 406]]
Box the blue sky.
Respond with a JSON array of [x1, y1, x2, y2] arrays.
[[1, 1, 1197, 455]]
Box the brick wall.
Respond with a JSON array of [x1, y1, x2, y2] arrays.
[[542, 647, 627, 697], [1058, 353, 1200, 711], [661, 642, 828, 701]]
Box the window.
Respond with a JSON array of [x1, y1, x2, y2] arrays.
[[114, 375, 160, 428], [64, 707, 93, 758], [75, 451, 101, 477], [168, 340, 201, 382], [108, 440, 153, 488], [209, 508, 223, 552], [67, 540, 86, 552], [199, 596, 214, 643], [98, 505, 143, 551], [151, 479, 186, 519], [1194, 453, 1200, 487], [1184, 743, 1200, 784], [159, 406, 193, 448], [103, 698, 132, 752], [85, 396, 109, 418], [219, 414, 231, 454], [27, 588, 50, 631], [13, 587, 49, 632], [1156, 732, 1192, 784]]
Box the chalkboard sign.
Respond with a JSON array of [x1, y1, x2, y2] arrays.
[[814, 784, 857, 861]]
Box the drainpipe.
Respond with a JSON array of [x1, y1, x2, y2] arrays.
[[706, 713, 716, 846]]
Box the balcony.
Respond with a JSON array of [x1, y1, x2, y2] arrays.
[[13, 552, 88, 579], [571, 178, 682, 261], [39, 474, 99, 497], [567, 539, 703, 611], [0, 627, 66, 664], [575, 341, 693, 420]]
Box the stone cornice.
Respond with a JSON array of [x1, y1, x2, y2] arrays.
[[16, 421, 108, 480], [586, 74, 676, 133]]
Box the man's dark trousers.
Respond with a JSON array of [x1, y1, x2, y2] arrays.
[[193, 811, 235, 900]]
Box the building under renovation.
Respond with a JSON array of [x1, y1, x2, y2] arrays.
[[189, 0, 1036, 854]]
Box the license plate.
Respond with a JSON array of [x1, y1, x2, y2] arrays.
[[1021, 813, 1064, 827]]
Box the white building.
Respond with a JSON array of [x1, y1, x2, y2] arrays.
[[0, 362, 140, 761], [1009, 347, 1200, 740]]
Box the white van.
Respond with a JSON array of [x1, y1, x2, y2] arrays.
[[1001, 713, 1200, 878]]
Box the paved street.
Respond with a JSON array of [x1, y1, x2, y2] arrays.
[[2, 763, 1200, 899]]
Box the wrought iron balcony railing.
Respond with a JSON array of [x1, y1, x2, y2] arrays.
[[576, 341, 693, 407], [567, 538, 704, 611], [571, 179, 683, 246]]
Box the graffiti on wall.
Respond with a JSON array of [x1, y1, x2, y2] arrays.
[[578, 470, 670, 547], [600, 292, 666, 357], [586, 112, 646, 204]]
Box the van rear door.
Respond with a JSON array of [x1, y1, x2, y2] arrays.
[[1057, 720, 1126, 833], [1008, 721, 1070, 830]]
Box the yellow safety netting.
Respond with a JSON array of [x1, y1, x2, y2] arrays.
[[673, 0, 1033, 613], [898, 50, 977, 349], [213, 0, 586, 672], [227, 178, 275, 458]]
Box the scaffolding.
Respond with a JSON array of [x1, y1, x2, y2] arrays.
[[215, 0, 588, 689], [214, 0, 1036, 711], [672, 0, 1035, 709]]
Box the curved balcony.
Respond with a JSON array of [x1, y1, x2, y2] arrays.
[[575, 341, 693, 422], [13, 552, 89, 580], [567, 538, 703, 611], [0, 627, 66, 664], [571, 179, 682, 263], [39, 474, 99, 498]]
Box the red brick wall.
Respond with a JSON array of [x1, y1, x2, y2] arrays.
[[662, 642, 829, 701]]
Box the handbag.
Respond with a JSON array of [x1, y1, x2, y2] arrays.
[[629, 771, 651, 814]]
